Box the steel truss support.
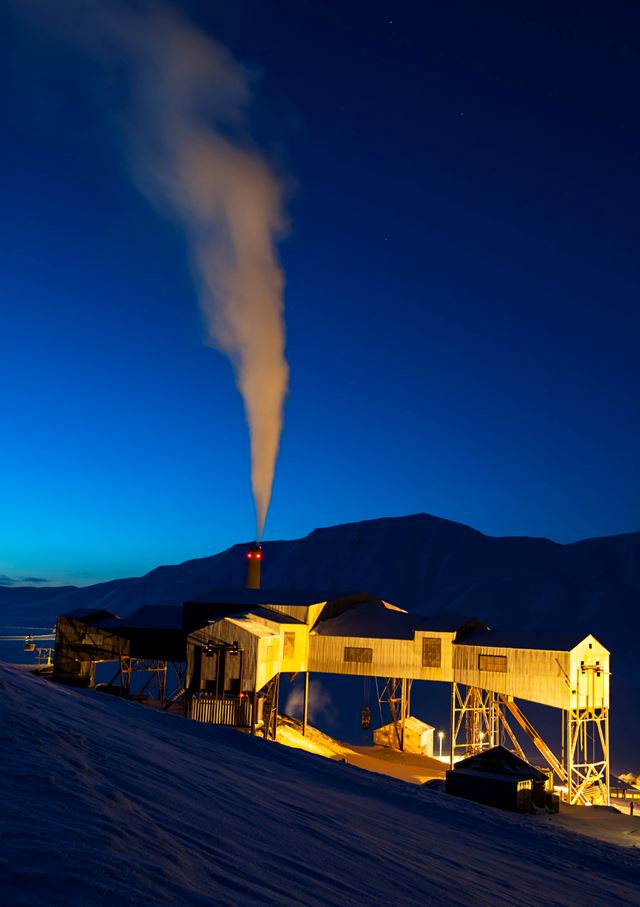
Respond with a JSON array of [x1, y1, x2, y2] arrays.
[[450, 682, 609, 806], [118, 657, 168, 704], [451, 683, 565, 779], [377, 677, 412, 750], [450, 684, 500, 767], [565, 664, 609, 805], [450, 685, 561, 772], [499, 695, 567, 784]]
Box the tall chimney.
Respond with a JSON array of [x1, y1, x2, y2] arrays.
[[245, 542, 262, 590]]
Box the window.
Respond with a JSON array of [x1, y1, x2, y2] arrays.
[[422, 637, 442, 668], [284, 632, 296, 659], [478, 654, 507, 673], [266, 639, 280, 660], [344, 646, 373, 664]]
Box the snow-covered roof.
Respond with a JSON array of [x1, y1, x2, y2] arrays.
[[404, 716, 435, 734], [187, 587, 376, 607], [377, 717, 434, 734], [62, 607, 117, 623], [455, 627, 600, 652], [315, 603, 480, 639], [453, 745, 548, 781], [248, 607, 306, 625], [224, 616, 279, 639], [206, 607, 305, 630], [102, 605, 184, 631]]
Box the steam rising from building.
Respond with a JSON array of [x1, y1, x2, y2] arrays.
[[16, 1, 289, 539], [120, 8, 289, 539]]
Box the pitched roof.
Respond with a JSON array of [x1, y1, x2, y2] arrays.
[[315, 603, 481, 639], [454, 627, 595, 652], [101, 605, 184, 631], [61, 608, 117, 623], [453, 745, 548, 781], [186, 587, 377, 607]]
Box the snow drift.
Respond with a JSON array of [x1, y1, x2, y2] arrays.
[[1, 664, 638, 906]]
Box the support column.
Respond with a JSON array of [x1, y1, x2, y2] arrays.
[[273, 673, 280, 742], [451, 684, 500, 761], [302, 671, 309, 737], [78, 660, 95, 688], [565, 663, 609, 805], [449, 682, 456, 769]]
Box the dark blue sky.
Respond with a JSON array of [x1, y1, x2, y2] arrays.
[[1, 1, 639, 584]]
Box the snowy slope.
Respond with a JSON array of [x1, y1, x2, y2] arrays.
[[0, 585, 77, 625], [1, 665, 639, 907], [0, 579, 126, 626]]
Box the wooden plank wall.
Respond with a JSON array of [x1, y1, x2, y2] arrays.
[[187, 614, 309, 694], [453, 644, 572, 709], [186, 614, 610, 712], [569, 635, 610, 709], [308, 631, 457, 682]]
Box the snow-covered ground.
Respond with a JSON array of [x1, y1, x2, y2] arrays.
[[1, 665, 639, 906]]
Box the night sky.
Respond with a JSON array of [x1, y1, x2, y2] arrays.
[[1, 1, 639, 585]]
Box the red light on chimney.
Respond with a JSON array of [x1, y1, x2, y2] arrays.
[[245, 543, 261, 589]]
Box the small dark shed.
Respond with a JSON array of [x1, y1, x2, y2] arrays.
[[446, 746, 552, 813]]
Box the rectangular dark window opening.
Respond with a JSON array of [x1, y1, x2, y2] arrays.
[[478, 654, 508, 673], [344, 646, 373, 664], [284, 632, 295, 659], [422, 637, 442, 668]]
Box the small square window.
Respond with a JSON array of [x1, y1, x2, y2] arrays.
[[422, 637, 442, 668], [344, 646, 373, 664], [478, 654, 507, 673]]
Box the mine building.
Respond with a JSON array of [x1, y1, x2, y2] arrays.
[[53, 544, 611, 806]]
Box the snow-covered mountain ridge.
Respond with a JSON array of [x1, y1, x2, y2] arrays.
[[6, 514, 639, 651]]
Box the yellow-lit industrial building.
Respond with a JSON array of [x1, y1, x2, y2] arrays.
[[54, 579, 610, 806]]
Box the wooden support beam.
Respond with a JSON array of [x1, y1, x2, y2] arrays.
[[499, 695, 569, 787], [302, 672, 309, 737]]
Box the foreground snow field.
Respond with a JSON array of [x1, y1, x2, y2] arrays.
[[1, 666, 638, 907]]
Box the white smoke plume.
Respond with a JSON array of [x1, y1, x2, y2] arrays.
[[285, 680, 337, 728], [120, 9, 289, 539], [15, 2, 289, 539]]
